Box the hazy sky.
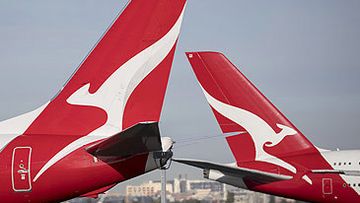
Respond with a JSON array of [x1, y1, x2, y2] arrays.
[[1, 0, 360, 194]]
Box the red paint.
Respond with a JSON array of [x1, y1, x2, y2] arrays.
[[186, 51, 360, 203], [0, 0, 186, 202]]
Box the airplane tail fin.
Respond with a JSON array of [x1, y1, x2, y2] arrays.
[[1, 0, 187, 181], [186, 52, 319, 169], [2, 0, 187, 137], [44, 0, 186, 134]]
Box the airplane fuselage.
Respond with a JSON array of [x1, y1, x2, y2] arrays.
[[206, 150, 360, 203], [0, 134, 159, 202]]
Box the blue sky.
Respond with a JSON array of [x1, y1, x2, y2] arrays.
[[1, 0, 360, 193]]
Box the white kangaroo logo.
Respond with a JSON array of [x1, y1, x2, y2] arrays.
[[33, 8, 186, 182], [202, 88, 298, 174]]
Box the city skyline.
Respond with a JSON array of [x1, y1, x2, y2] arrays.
[[65, 174, 299, 203]]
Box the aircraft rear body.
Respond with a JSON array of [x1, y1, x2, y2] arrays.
[[0, 0, 186, 202], [0, 135, 156, 202], [180, 51, 360, 203]]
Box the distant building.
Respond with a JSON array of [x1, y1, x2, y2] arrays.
[[229, 188, 299, 203], [185, 179, 227, 201], [125, 175, 226, 202], [126, 181, 173, 197], [68, 175, 302, 203], [229, 188, 269, 203]]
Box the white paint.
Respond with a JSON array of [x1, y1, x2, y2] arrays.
[[316, 146, 330, 153], [321, 150, 360, 195], [201, 88, 298, 174], [302, 175, 313, 185], [33, 7, 186, 182], [0, 103, 49, 152], [161, 137, 174, 152], [11, 147, 32, 192]]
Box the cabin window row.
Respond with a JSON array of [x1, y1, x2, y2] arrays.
[[342, 183, 360, 188], [333, 162, 353, 166], [348, 183, 360, 187]]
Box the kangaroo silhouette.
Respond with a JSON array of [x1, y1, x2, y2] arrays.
[[202, 88, 298, 174], [33, 9, 185, 182]]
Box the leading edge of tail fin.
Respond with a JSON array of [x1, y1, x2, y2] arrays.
[[186, 52, 318, 167]]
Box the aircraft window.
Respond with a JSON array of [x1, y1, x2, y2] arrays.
[[354, 184, 356, 187], [334, 163, 337, 166], [339, 163, 342, 166], [358, 184, 360, 187], [344, 162, 347, 165], [349, 162, 352, 165]]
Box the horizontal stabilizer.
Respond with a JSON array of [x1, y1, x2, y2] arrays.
[[174, 159, 292, 183], [312, 169, 360, 176], [86, 122, 162, 162]]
